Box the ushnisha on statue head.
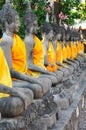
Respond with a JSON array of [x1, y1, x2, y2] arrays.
[[23, 0, 38, 34]]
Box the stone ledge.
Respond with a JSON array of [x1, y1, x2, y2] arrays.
[[0, 66, 86, 130], [50, 84, 86, 130], [0, 93, 57, 130]]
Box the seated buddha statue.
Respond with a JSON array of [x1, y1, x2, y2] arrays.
[[0, 2, 46, 98], [0, 47, 33, 117]]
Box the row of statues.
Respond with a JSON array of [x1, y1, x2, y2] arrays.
[[0, 1, 85, 118]]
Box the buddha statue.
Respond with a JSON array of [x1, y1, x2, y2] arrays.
[[23, 1, 58, 89], [0, 47, 33, 117], [0, 2, 46, 98], [51, 23, 71, 78], [41, 22, 63, 83]]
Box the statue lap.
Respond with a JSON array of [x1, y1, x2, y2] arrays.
[[12, 80, 43, 99]]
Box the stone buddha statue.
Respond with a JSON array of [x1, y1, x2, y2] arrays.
[[0, 47, 33, 117], [41, 22, 63, 83], [0, 2, 46, 98], [51, 23, 71, 78], [23, 1, 59, 89]]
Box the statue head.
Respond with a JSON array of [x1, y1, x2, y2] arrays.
[[65, 26, 71, 41], [0, 3, 20, 33], [23, 1, 38, 34], [70, 28, 77, 41], [60, 25, 66, 42], [42, 22, 53, 41], [52, 23, 62, 41]]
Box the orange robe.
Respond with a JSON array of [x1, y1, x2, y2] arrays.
[[62, 45, 67, 61], [73, 43, 77, 58], [77, 41, 80, 54], [70, 42, 75, 60], [80, 42, 84, 53], [66, 44, 71, 59], [0, 48, 12, 98], [56, 42, 68, 67], [56, 42, 63, 63], [46, 41, 59, 72], [12, 34, 27, 74], [28, 35, 46, 78]]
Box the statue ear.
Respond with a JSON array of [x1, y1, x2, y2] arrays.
[[5, 21, 9, 28]]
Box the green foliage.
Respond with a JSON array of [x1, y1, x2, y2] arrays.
[[60, 0, 86, 25], [0, 0, 47, 39], [12, 0, 47, 39], [0, 0, 86, 37], [31, 0, 47, 39], [13, 0, 27, 38], [60, 0, 80, 25], [78, 3, 86, 20], [0, 0, 5, 10]]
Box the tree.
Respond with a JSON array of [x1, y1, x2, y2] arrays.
[[0, 0, 86, 37], [60, 0, 86, 25]]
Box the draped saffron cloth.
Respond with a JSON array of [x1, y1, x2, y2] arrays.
[[62, 44, 67, 60], [66, 44, 71, 59], [27, 35, 46, 78], [56, 42, 63, 63], [73, 43, 77, 58], [0, 48, 12, 98], [46, 41, 59, 72], [12, 34, 27, 74], [79, 41, 84, 53], [70, 42, 76, 60]]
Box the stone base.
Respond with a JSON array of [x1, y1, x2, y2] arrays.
[[0, 63, 86, 130], [54, 94, 70, 110], [50, 80, 86, 130]]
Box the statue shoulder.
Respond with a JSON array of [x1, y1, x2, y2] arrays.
[[2, 33, 13, 47], [24, 34, 35, 46]]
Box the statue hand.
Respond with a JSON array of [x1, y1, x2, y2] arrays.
[[43, 69, 56, 77], [12, 88, 32, 110], [36, 79, 44, 87], [49, 63, 54, 67]]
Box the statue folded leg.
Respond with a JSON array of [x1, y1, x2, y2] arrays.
[[0, 84, 33, 117], [12, 80, 43, 99], [0, 97, 24, 117]]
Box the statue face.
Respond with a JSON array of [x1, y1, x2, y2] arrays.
[[6, 14, 20, 33], [28, 20, 38, 34], [46, 30, 53, 41], [62, 34, 66, 41], [14, 15, 20, 33], [66, 33, 70, 41], [56, 33, 61, 40]]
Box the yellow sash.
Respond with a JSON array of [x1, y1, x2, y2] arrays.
[[56, 42, 63, 63], [0, 48, 12, 98], [80, 42, 84, 53], [28, 35, 46, 78], [70, 42, 75, 60], [47, 41, 59, 72], [12, 34, 27, 74], [66, 44, 71, 59], [77, 41, 81, 54], [62, 45, 67, 60], [73, 43, 77, 58]]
